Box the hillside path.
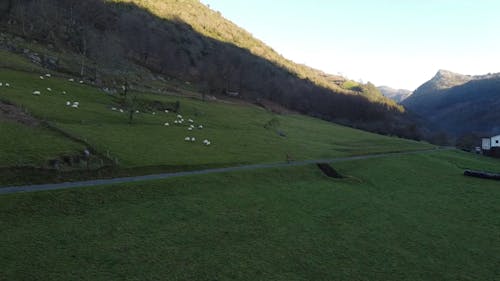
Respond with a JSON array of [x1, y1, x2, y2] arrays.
[[0, 148, 452, 195]]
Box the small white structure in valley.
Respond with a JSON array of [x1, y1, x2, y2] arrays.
[[482, 135, 500, 150]]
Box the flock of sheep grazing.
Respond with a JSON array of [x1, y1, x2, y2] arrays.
[[109, 107, 212, 146], [173, 114, 211, 145], [32, 73, 81, 107], [5, 72, 214, 147]]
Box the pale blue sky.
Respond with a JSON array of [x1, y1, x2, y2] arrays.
[[200, 0, 500, 90]]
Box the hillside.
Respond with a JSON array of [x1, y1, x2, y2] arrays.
[[0, 67, 431, 186], [378, 86, 412, 103], [2, 2, 500, 280], [402, 70, 500, 136], [0, 0, 411, 136]]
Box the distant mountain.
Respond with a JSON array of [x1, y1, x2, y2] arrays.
[[411, 69, 473, 97], [402, 70, 500, 136], [378, 86, 412, 103]]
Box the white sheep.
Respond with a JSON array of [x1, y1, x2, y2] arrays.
[[45, 73, 51, 77], [198, 125, 203, 129], [79, 80, 84, 84], [188, 127, 193, 131], [32, 91, 41, 95], [62, 91, 66, 94], [203, 139, 211, 146], [164, 122, 170, 126], [111, 107, 117, 111], [184, 137, 190, 141], [164, 110, 169, 113], [47, 87, 52, 92], [69, 78, 74, 82], [191, 137, 196, 142], [135, 110, 140, 113], [188, 119, 194, 123], [0, 82, 2, 86], [5, 83, 9, 87], [174, 120, 179, 124], [73, 102, 79, 106], [71, 104, 78, 108], [39, 76, 44, 80], [152, 112, 156, 115], [119, 109, 124, 113], [66, 101, 71, 106], [177, 114, 182, 119]]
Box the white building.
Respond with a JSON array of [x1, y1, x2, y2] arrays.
[[493, 135, 500, 148], [482, 135, 500, 150]]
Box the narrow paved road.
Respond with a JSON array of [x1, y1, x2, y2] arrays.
[[0, 148, 451, 195]]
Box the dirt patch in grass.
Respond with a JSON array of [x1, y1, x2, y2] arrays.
[[0, 100, 40, 126], [317, 163, 344, 178]]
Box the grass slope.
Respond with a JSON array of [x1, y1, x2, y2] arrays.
[[0, 68, 431, 172], [1, 150, 499, 280], [0, 120, 84, 167]]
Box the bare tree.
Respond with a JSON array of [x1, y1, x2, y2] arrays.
[[79, 30, 87, 77]]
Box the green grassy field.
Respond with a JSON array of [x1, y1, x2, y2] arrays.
[[1, 150, 499, 280], [0, 68, 432, 175], [0, 120, 84, 167]]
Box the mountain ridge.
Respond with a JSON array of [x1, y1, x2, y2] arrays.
[[402, 69, 500, 136]]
